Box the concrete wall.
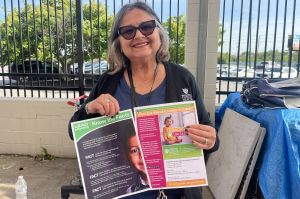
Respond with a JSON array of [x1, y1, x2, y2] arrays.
[[0, 98, 77, 157], [185, 0, 220, 123]]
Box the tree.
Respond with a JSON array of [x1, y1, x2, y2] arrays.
[[0, 0, 113, 72], [163, 15, 185, 64], [218, 24, 225, 47]]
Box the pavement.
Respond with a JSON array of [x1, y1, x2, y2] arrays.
[[0, 154, 85, 199], [0, 154, 214, 199]]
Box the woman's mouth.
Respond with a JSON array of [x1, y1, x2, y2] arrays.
[[132, 42, 149, 48]]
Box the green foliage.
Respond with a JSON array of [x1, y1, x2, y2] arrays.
[[218, 50, 296, 65], [0, 0, 113, 72], [34, 147, 55, 161], [163, 15, 185, 64], [1, 1, 185, 70], [218, 24, 225, 47]]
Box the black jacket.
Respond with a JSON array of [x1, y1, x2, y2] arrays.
[[68, 62, 219, 152], [68, 62, 219, 199]]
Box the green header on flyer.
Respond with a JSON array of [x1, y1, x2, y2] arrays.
[[136, 102, 195, 113], [162, 144, 202, 160], [72, 110, 132, 141]]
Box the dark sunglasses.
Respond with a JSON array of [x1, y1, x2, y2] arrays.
[[118, 20, 157, 40]]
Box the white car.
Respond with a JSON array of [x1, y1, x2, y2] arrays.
[[0, 76, 17, 86], [255, 67, 298, 78], [70, 60, 108, 75]]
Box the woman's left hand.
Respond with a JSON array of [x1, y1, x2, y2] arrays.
[[185, 124, 216, 150]]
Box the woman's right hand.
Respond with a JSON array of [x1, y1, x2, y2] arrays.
[[86, 94, 120, 116]]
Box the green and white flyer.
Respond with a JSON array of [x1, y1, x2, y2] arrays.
[[71, 110, 149, 199]]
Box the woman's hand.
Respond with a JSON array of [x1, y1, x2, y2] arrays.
[[86, 94, 120, 116], [185, 124, 216, 150]]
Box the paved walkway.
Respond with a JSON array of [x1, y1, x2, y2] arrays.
[[0, 155, 214, 199], [0, 155, 84, 199]]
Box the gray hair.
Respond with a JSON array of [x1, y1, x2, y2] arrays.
[[108, 2, 170, 73]]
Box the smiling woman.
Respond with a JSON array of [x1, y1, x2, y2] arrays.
[[68, 2, 219, 199]]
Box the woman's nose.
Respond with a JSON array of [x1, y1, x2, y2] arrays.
[[134, 29, 145, 39]]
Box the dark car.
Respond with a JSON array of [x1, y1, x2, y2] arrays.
[[10, 60, 62, 82]]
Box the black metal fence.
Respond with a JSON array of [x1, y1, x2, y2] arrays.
[[217, 0, 300, 103], [0, 0, 185, 98]]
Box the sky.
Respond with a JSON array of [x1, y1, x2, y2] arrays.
[[0, 0, 186, 22], [219, 0, 300, 54]]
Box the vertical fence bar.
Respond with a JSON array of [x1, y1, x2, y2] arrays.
[[253, 0, 261, 77], [62, 0, 67, 98], [235, 0, 244, 91], [271, 0, 279, 78], [32, 0, 41, 98], [46, 0, 54, 97], [76, 0, 85, 97], [280, 0, 288, 78], [40, 0, 47, 98], [17, 0, 25, 96], [105, 0, 108, 52], [54, 0, 62, 98], [89, 0, 94, 86], [70, 0, 76, 98], [160, 0, 163, 22], [0, 28, 6, 96], [226, 0, 234, 94], [169, 0, 171, 62], [24, 0, 34, 97], [97, 0, 101, 76], [4, 0, 12, 97], [217, 0, 226, 103], [175, 0, 179, 64], [262, 0, 270, 78], [288, 0, 297, 78], [11, 0, 19, 96], [244, 0, 252, 81]]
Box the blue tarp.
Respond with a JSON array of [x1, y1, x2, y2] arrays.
[[216, 93, 300, 199]]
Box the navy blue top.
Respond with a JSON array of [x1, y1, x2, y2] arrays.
[[114, 75, 166, 110], [114, 76, 184, 199]]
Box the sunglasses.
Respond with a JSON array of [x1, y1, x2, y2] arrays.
[[118, 20, 157, 40]]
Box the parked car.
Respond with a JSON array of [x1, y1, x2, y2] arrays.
[[217, 64, 228, 76], [10, 60, 62, 82], [0, 76, 17, 86], [228, 66, 247, 77], [255, 67, 297, 78], [83, 60, 108, 75], [259, 61, 281, 68], [70, 60, 108, 81]]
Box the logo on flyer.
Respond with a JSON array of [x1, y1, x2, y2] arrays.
[[181, 88, 192, 101]]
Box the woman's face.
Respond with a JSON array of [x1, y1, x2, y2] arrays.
[[128, 135, 147, 175], [119, 9, 161, 63]]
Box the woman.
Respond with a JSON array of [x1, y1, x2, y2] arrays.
[[69, 2, 219, 198]]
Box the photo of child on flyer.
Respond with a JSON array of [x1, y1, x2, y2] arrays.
[[160, 113, 195, 145], [121, 129, 149, 194]]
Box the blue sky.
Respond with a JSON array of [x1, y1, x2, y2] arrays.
[[0, 0, 186, 22], [220, 0, 300, 53]]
